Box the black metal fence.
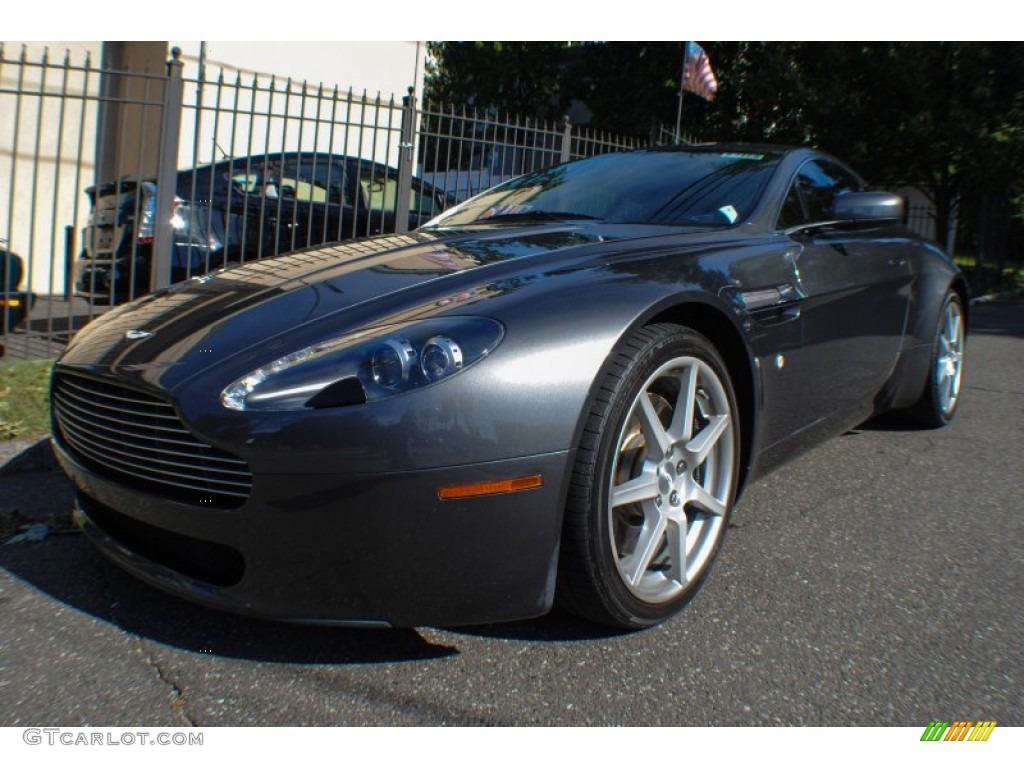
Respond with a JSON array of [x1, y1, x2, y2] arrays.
[[417, 105, 646, 202], [903, 202, 938, 243], [0, 44, 652, 359], [6, 44, 975, 360]]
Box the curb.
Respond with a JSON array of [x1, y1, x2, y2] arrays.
[[0, 436, 56, 476], [970, 291, 1023, 306]]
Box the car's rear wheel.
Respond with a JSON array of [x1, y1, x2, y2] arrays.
[[557, 324, 739, 629], [909, 291, 965, 428]]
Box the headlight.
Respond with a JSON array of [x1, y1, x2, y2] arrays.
[[221, 317, 504, 411], [420, 336, 463, 382]]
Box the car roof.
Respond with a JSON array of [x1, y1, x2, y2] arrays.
[[652, 142, 800, 155]]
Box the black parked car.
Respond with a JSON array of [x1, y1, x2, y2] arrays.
[[53, 145, 966, 629], [76, 152, 452, 303], [1, 245, 36, 336]]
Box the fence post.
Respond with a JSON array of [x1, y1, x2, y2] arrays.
[[560, 115, 572, 164], [151, 46, 184, 291], [394, 87, 416, 234]]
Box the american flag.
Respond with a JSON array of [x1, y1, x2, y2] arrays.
[[681, 42, 718, 101]]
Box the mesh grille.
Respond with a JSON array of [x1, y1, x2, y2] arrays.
[[53, 371, 252, 507]]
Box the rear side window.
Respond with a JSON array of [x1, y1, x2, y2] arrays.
[[359, 166, 440, 216]]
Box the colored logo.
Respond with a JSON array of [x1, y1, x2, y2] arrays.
[[920, 720, 996, 741]]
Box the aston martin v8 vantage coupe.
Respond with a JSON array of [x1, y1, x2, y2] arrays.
[[51, 145, 967, 629]]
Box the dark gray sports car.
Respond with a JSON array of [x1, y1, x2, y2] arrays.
[[51, 145, 967, 629]]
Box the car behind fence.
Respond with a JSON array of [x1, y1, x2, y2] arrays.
[[0, 44, 648, 358]]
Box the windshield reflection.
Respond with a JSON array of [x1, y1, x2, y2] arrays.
[[428, 150, 782, 229]]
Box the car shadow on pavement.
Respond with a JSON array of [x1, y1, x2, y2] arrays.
[[0, 515, 459, 665], [445, 612, 634, 643], [848, 413, 925, 433]]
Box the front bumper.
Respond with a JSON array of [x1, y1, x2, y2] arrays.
[[55, 439, 569, 627]]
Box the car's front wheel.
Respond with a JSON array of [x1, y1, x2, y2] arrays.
[[557, 324, 739, 629]]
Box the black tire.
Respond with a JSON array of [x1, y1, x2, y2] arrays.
[[556, 324, 740, 629], [908, 291, 966, 428]]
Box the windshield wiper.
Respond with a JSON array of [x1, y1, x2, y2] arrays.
[[478, 211, 599, 222]]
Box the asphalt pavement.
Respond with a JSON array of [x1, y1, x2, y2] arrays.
[[0, 301, 1020, 726]]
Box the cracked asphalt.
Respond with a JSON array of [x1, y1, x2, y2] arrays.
[[0, 301, 1020, 726]]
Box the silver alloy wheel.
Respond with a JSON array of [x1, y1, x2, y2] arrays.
[[607, 355, 736, 604], [936, 299, 965, 416]]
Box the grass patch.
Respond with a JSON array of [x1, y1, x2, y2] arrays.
[[0, 359, 53, 440]]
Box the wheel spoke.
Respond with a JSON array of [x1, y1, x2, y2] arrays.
[[635, 390, 671, 460], [686, 413, 730, 466], [687, 482, 727, 517], [948, 307, 961, 343], [666, 515, 688, 585], [611, 470, 660, 508], [624, 514, 667, 586], [668, 363, 699, 441], [944, 370, 955, 406], [944, 307, 962, 353]]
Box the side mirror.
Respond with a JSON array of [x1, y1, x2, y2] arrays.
[[832, 191, 904, 222]]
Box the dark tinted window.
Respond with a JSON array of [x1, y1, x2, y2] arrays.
[[777, 185, 806, 229], [294, 159, 348, 205], [430, 150, 783, 228]]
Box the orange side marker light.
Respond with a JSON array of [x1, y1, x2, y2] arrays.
[[438, 475, 544, 500]]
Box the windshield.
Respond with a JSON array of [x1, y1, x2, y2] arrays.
[[427, 149, 783, 229]]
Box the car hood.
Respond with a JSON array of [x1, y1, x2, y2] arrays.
[[59, 222, 740, 390]]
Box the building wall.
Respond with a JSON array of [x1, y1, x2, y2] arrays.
[[1, 41, 102, 296], [174, 42, 424, 170], [178, 42, 424, 103]]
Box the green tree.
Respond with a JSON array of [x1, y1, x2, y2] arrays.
[[425, 41, 1024, 260], [424, 42, 568, 118]]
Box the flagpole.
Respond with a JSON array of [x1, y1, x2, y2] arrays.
[[675, 42, 689, 143], [675, 91, 685, 144], [675, 47, 686, 143]]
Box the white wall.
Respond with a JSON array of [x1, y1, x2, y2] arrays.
[[178, 42, 424, 102], [1, 41, 102, 297], [175, 42, 425, 169]]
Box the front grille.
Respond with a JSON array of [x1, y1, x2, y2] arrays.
[[53, 371, 252, 507]]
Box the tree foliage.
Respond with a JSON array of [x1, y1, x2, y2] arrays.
[[424, 42, 569, 119], [425, 41, 1024, 256]]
